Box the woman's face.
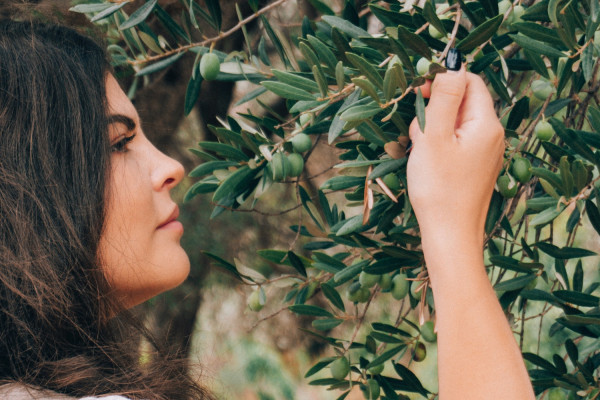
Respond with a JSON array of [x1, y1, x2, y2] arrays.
[[99, 75, 190, 308]]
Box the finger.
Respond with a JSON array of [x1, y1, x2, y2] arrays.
[[459, 72, 498, 124], [409, 117, 423, 145], [423, 66, 467, 139], [414, 80, 432, 98]]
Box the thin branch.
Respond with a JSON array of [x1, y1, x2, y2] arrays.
[[129, 0, 291, 66], [344, 288, 379, 352], [288, 183, 303, 250], [248, 305, 288, 331], [440, 7, 462, 61]]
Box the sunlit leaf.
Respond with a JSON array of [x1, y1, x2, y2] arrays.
[[321, 15, 371, 39], [261, 81, 316, 101], [90, 2, 127, 22], [119, 0, 157, 30], [136, 52, 185, 76]]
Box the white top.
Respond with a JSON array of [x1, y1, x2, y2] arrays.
[[0, 384, 129, 399]]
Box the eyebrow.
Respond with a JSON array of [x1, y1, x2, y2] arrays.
[[108, 114, 136, 131]]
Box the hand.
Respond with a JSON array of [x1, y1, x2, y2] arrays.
[[407, 68, 535, 400], [407, 67, 505, 243]]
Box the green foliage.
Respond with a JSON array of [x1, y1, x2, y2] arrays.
[[72, 0, 600, 398]]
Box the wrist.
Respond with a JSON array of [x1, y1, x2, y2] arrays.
[[418, 227, 487, 284]]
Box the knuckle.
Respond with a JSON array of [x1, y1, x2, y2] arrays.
[[432, 74, 465, 99], [431, 81, 463, 99]]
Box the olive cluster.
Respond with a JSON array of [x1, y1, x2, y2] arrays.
[[268, 133, 312, 181]]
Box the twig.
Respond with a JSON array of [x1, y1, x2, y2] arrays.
[[248, 305, 288, 331], [129, 0, 291, 66], [344, 288, 379, 352], [289, 183, 303, 250], [568, 38, 594, 59], [440, 8, 462, 61]]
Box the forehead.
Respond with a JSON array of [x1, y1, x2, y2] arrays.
[[105, 74, 137, 119]]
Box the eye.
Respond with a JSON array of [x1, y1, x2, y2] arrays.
[[111, 134, 136, 153]]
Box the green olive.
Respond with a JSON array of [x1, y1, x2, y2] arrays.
[[270, 152, 288, 181], [291, 133, 312, 153], [346, 282, 362, 302], [511, 157, 532, 183], [547, 388, 565, 400], [498, 0, 511, 14], [497, 175, 518, 198], [247, 289, 265, 312], [355, 287, 371, 303], [512, 5, 525, 20], [410, 280, 422, 299], [359, 271, 380, 289], [287, 153, 304, 177], [531, 79, 554, 101], [329, 357, 350, 380], [535, 120, 555, 141], [421, 321, 437, 343], [416, 57, 432, 76], [412, 341, 427, 362], [379, 273, 393, 291], [361, 379, 380, 399], [391, 274, 409, 300], [382, 173, 400, 191], [367, 363, 384, 375], [525, 276, 538, 291], [299, 113, 312, 127], [428, 24, 445, 39], [199, 52, 220, 81]]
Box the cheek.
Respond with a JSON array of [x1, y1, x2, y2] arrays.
[[99, 158, 151, 280]]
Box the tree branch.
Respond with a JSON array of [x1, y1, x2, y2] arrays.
[[129, 0, 291, 66]]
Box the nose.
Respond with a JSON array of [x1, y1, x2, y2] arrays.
[[150, 144, 185, 191]]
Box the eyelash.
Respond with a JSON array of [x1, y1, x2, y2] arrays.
[[111, 134, 136, 153]]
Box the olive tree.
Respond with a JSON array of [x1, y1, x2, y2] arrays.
[[72, 0, 600, 398]]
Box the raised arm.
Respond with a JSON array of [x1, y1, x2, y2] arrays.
[[406, 65, 535, 400]]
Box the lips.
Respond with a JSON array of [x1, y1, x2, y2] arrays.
[[157, 206, 180, 229]]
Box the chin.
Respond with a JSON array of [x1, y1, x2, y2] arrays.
[[166, 250, 191, 290], [123, 251, 191, 309]]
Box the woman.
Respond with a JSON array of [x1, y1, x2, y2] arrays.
[[0, 21, 213, 399], [0, 19, 533, 400]]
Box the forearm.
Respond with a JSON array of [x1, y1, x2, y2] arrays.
[[422, 231, 535, 400]]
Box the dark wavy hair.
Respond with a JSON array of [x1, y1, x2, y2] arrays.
[[0, 20, 213, 399]]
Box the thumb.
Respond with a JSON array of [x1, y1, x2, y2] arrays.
[[424, 60, 467, 139]]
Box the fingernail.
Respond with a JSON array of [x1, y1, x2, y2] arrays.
[[445, 48, 462, 71]]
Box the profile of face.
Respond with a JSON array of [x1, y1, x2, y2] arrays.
[[98, 75, 190, 308]]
